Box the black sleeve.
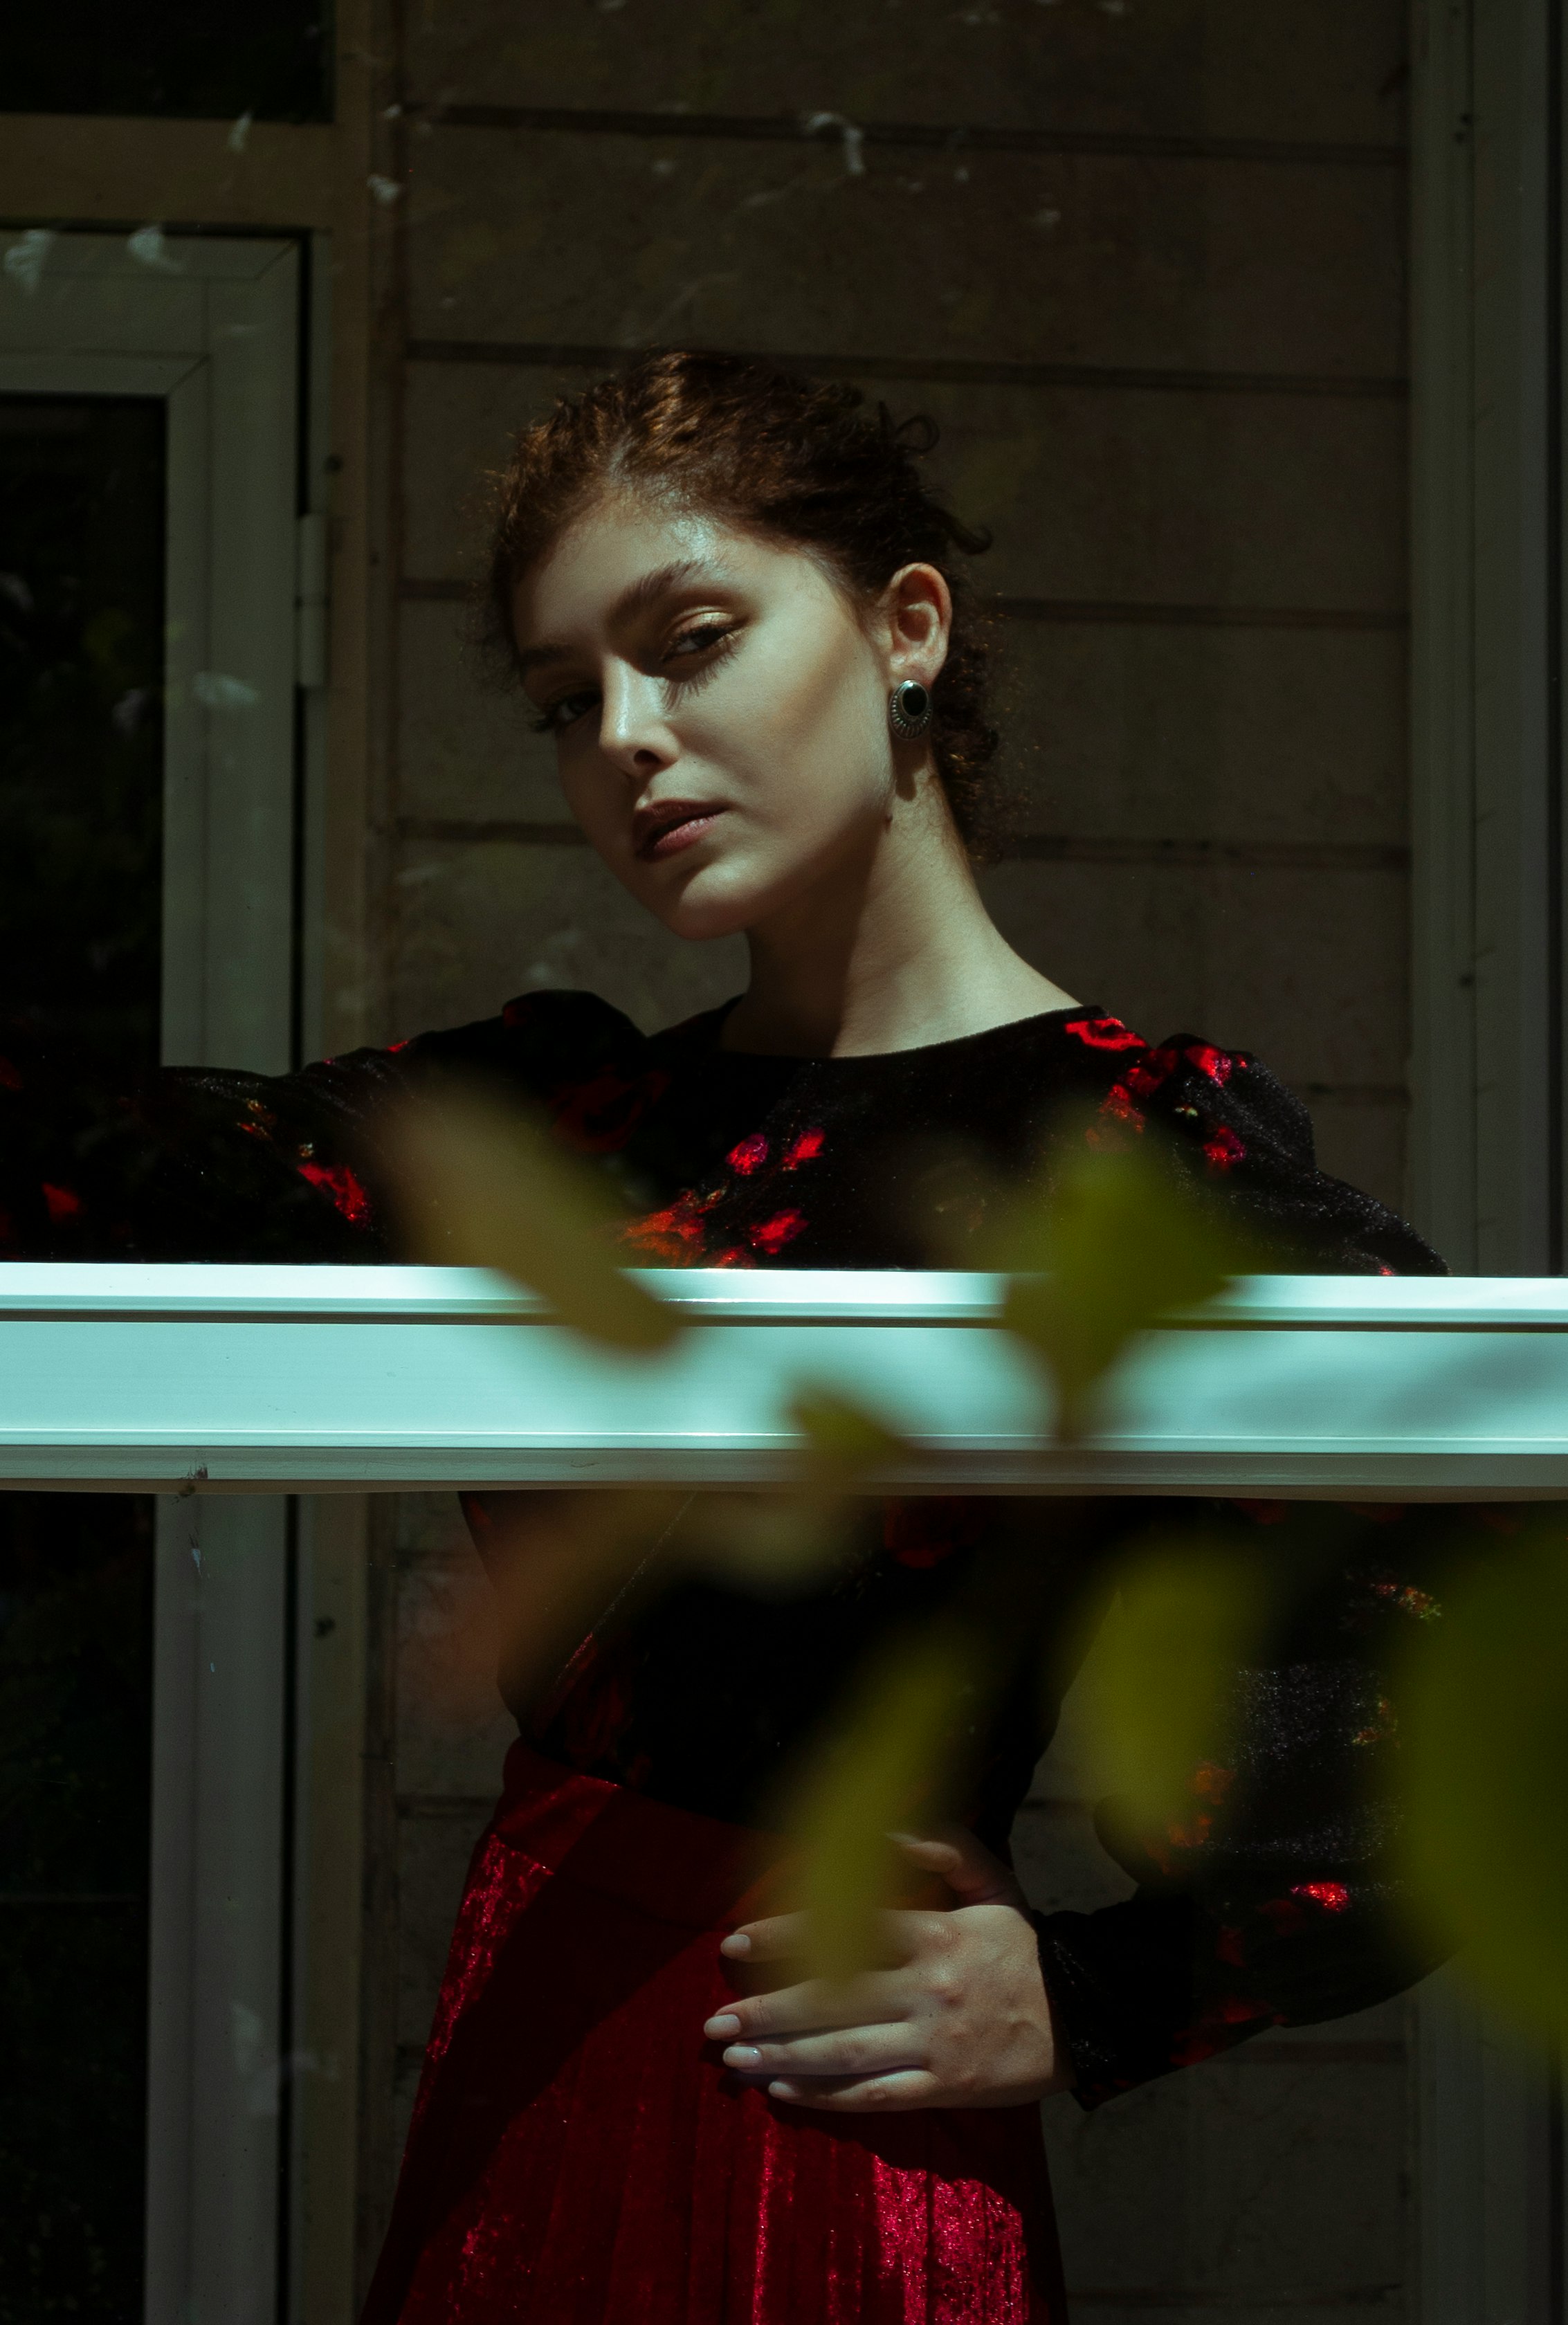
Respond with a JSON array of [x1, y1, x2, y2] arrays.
[[0, 987, 641, 1261], [1121, 1033, 1446, 1277], [1034, 1502, 1453, 2107]]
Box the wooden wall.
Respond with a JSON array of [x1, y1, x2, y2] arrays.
[[373, 8, 1421, 2320], [381, 0, 1414, 1212]]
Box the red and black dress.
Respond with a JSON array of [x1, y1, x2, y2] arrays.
[[0, 994, 1448, 2324]]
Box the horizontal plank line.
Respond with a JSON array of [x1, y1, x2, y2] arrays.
[[396, 818, 1410, 879], [0, 1891, 143, 1906], [1301, 1082, 1410, 1109], [405, 102, 1405, 171], [405, 339, 1407, 401], [996, 598, 1408, 630], [399, 578, 1408, 634], [1005, 837, 1410, 872], [399, 818, 585, 846], [1230, 2039, 1405, 2066], [1067, 2290, 1401, 2310]]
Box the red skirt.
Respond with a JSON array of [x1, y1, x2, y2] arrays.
[[361, 1743, 1067, 2324]]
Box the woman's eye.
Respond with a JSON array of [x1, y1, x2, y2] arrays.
[[666, 620, 733, 664], [531, 688, 599, 735]]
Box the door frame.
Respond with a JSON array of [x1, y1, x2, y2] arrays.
[[1411, 1, 1568, 2314], [0, 227, 351, 2324]]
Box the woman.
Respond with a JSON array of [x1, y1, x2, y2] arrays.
[[1, 353, 1443, 2322]]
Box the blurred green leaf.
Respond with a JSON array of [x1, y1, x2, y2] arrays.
[[388, 1084, 681, 1352], [1402, 1520, 1568, 2039], [776, 1628, 981, 1982], [682, 1490, 855, 1592], [989, 1132, 1255, 1436], [1068, 1535, 1268, 1846], [790, 1389, 911, 1478]]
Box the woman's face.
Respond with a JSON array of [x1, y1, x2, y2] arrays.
[[511, 495, 947, 940]]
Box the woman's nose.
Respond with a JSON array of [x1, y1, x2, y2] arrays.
[[598, 666, 674, 776]]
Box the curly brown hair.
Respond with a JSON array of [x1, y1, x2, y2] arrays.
[[484, 349, 1004, 852]]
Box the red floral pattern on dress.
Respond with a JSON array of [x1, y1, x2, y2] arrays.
[[782, 1127, 825, 1167], [298, 1158, 372, 1227], [1291, 1881, 1351, 1913], [1172, 1996, 1279, 2068], [549, 1066, 673, 1156], [727, 1132, 769, 1175], [750, 1207, 806, 1256], [1123, 1046, 1180, 1099], [1099, 1083, 1147, 1131], [41, 1182, 80, 1222], [1203, 1125, 1246, 1171], [621, 1187, 722, 1262], [1185, 1042, 1236, 1086], [1064, 1016, 1145, 1051]]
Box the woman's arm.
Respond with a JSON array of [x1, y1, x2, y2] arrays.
[[0, 988, 639, 1261], [1034, 1500, 1451, 2106]]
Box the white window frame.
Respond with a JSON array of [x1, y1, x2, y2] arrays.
[[0, 230, 317, 2325], [1412, 1, 1568, 2310]]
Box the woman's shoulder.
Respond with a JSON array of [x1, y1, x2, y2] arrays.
[[403, 987, 644, 1075], [1024, 1010, 1446, 1279]]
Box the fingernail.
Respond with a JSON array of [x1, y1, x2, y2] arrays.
[[722, 2044, 761, 2067], [720, 1932, 750, 1957], [704, 2014, 741, 2039], [768, 2081, 798, 2100]]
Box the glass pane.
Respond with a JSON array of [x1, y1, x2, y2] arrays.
[[2, 1, 331, 122], [0, 1495, 154, 2319], [0, 398, 163, 1069], [0, 396, 164, 2317]]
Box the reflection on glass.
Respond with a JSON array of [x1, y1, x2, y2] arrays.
[[0, 394, 165, 2317]]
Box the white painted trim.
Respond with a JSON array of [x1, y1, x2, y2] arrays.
[[1, 1268, 1568, 1495], [1412, 0, 1480, 1266], [0, 235, 308, 2324], [145, 1498, 289, 2325], [1410, 0, 1567, 1275], [1410, 2, 1568, 2306], [0, 229, 303, 1072]]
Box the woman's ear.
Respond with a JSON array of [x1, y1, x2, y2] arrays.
[[884, 563, 952, 688]]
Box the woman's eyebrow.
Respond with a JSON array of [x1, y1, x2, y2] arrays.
[[610, 557, 726, 623], [516, 558, 730, 675]]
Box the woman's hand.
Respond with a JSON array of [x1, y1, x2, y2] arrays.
[[702, 1828, 1074, 2112]]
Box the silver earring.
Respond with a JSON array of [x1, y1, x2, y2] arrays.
[[888, 680, 931, 739]]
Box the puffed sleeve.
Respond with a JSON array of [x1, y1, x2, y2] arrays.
[[0, 988, 644, 1261], [1059, 1018, 1446, 1277]]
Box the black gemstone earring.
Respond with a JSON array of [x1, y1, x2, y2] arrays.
[[888, 680, 932, 739]]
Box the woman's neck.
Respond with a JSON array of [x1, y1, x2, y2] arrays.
[[720, 781, 1077, 1058]]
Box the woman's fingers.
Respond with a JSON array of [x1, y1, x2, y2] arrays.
[[722, 1900, 946, 1969], [765, 2070, 943, 2113], [703, 1968, 904, 2043], [891, 1825, 1023, 1909], [720, 2018, 922, 2079], [719, 1911, 803, 1963]]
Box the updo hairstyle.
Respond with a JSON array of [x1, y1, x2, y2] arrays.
[[484, 350, 1004, 852]]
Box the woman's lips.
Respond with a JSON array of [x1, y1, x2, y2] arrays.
[[635, 806, 727, 861]]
